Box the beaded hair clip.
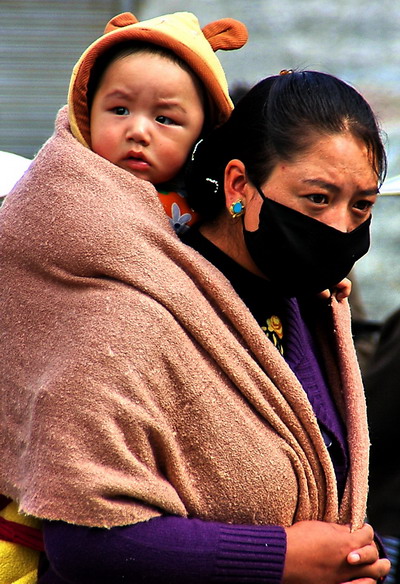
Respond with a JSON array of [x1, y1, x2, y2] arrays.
[[205, 178, 219, 194]]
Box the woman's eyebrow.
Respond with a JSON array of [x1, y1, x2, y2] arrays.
[[303, 178, 379, 197], [302, 178, 340, 193]]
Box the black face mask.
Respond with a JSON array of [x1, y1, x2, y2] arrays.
[[243, 187, 371, 297]]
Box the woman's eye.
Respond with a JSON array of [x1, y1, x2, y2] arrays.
[[354, 199, 374, 212], [307, 194, 328, 204], [113, 106, 129, 116], [156, 115, 176, 126]]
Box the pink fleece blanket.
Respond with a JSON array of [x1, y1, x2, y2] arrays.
[[0, 107, 369, 529]]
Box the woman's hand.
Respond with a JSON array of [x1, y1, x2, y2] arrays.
[[283, 521, 391, 584], [318, 278, 352, 302]]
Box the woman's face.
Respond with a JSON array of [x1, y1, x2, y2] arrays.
[[244, 132, 379, 234]]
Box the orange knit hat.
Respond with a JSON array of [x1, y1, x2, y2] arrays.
[[68, 11, 248, 148]]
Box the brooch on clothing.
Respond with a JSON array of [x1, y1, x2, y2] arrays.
[[262, 315, 284, 355]]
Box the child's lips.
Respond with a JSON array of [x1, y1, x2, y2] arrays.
[[124, 152, 150, 171]]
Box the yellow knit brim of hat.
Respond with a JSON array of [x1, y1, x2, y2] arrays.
[[68, 11, 248, 148]]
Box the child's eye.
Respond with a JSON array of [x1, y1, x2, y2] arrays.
[[113, 106, 129, 116], [156, 115, 176, 126]]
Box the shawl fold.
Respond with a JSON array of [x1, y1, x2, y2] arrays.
[[0, 106, 369, 529]]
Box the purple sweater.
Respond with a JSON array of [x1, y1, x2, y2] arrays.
[[39, 232, 348, 583], [39, 519, 286, 583]]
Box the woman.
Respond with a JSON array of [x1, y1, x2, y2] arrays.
[[0, 71, 390, 583]]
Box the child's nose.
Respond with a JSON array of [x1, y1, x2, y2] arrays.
[[126, 117, 150, 145]]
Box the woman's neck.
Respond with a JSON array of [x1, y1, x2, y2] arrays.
[[199, 214, 266, 279]]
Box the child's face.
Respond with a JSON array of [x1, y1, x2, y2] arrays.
[[90, 52, 205, 185]]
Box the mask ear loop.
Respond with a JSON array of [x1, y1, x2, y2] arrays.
[[255, 184, 267, 201]]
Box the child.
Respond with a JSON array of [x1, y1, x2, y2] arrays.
[[0, 10, 247, 583], [87, 39, 206, 233], [69, 11, 248, 233]]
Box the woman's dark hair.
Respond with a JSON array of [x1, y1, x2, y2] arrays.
[[185, 70, 387, 221]]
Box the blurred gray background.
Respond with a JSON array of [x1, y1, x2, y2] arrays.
[[1, 0, 399, 320]]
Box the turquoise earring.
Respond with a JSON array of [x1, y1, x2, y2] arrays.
[[229, 200, 245, 218]]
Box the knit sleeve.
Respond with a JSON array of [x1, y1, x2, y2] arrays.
[[40, 516, 286, 583]]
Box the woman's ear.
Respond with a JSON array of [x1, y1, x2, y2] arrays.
[[223, 159, 250, 211]]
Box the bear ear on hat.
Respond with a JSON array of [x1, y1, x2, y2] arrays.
[[104, 12, 139, 34], [202, 18, 248, 52]]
